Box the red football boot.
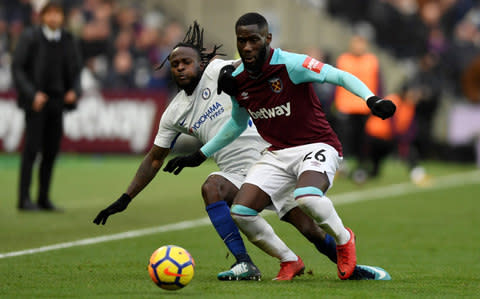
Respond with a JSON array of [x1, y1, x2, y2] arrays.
[[273, 256, 305, 281], [337, 227, 357, 280]]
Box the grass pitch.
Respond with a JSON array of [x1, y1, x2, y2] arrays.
[[0, 154, 479, 298]]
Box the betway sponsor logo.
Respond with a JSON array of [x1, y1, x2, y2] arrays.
[[64, 96, 156, 153], [248, 102, 291, 120], [190, 102, 224, 131]]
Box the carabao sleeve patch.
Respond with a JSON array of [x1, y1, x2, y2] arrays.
[[302, 56, 324, 73]]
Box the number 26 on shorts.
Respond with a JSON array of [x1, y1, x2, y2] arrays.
[[303, 149, 326, 162]]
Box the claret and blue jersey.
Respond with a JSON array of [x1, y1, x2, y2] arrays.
[[199, 48, 375, 159], [232, 48, 342, 154]]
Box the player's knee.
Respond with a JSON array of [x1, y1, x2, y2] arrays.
[[294, 186, 324, 208], [231, 204, 258, 218], [231, 204, 270, 242], [201, 179, 221, 206], [230, 204, 258, 225]]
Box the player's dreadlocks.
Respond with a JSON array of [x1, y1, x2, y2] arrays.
[[156, 21, 224, 70]]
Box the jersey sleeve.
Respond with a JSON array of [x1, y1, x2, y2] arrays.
[[200, 96, 249, 157], [153, 108, 181, 149], [275, 49, 374, 101], [323, 65, 375, 101], [272, 49, 329, 84]]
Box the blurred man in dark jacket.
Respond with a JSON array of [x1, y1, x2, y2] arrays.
[[12, 1, 82, 211]]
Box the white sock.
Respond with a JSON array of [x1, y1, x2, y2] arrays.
[[297, 195, 350, 245], [232, 214, 298, 263]]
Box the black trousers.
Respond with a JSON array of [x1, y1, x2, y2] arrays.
[[334, 112, 368, 160], [364, 136, 395, 178], [363, 135, 420, 178], [19, 100, 63, 204]]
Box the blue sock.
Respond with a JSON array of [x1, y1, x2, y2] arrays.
[[314, 233, 337, 263], [206, 201, 251, 263]]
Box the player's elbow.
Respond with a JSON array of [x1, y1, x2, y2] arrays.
[[151, 159, 162, 171]]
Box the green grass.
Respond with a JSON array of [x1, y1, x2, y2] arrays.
[[1, 154, 479, 298]]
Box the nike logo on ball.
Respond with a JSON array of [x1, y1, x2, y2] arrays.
[[163, 267, 186, 277]]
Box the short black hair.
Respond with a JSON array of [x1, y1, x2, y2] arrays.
[[40, 1, 64, 16], [156, 21, 223, 70], [235, 12, 268, 30]]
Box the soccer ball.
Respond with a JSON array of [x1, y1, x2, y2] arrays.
[[148, 245, 195, 290]]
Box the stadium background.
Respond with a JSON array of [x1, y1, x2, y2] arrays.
[[0, 0, 479, 166]]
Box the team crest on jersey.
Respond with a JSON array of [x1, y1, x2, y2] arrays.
[[201, 88, 211, 100], [268, 77, 283, 93]]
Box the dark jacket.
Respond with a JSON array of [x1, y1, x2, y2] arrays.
[[11, 26, 82, 110]]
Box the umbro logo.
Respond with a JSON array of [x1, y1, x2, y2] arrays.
[[241, 91, 249, 99]]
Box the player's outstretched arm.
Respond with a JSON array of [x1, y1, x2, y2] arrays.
[[282, 51, 395, 120], [324, 66, 396, 119], [93, 145, 169, 225]]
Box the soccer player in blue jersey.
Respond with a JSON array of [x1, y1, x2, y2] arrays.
[[164, 13, 396, 280]]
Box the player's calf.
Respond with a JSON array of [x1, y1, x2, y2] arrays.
[[231, 204, 298, 262]]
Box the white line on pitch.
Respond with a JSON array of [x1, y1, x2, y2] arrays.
[[0, 218, 211, 259], [333, 169, 480, 205], [1, 170, 479, 260]]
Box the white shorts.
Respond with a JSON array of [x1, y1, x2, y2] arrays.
[[208, 171, 297, 219], [243, 143, 342, 212]]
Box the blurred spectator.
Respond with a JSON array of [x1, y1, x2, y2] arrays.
[[333, 34, 382, 172], [105, 49, 135, 88], [367, 0, 428, 58], [146, 20, 184, 90], [442, 19, 480, 95], [79, 0, 113, 66], [461, 53, 480, 103], [12, 1, 82, 211], [409, 53, 443, 159], [361, 84, 430, 186], [0, 0, 33, 55], [327, 0, 372, 24], [420, 1, 448, 55]]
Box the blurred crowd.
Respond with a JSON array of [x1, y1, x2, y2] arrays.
[[321, 0, 480, 182], [0, 0, 185, 92], [327, 0, 480, 104]]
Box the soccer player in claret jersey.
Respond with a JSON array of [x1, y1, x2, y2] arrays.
[[95, 21, 390, 281], [164, 14, 396, 280]]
